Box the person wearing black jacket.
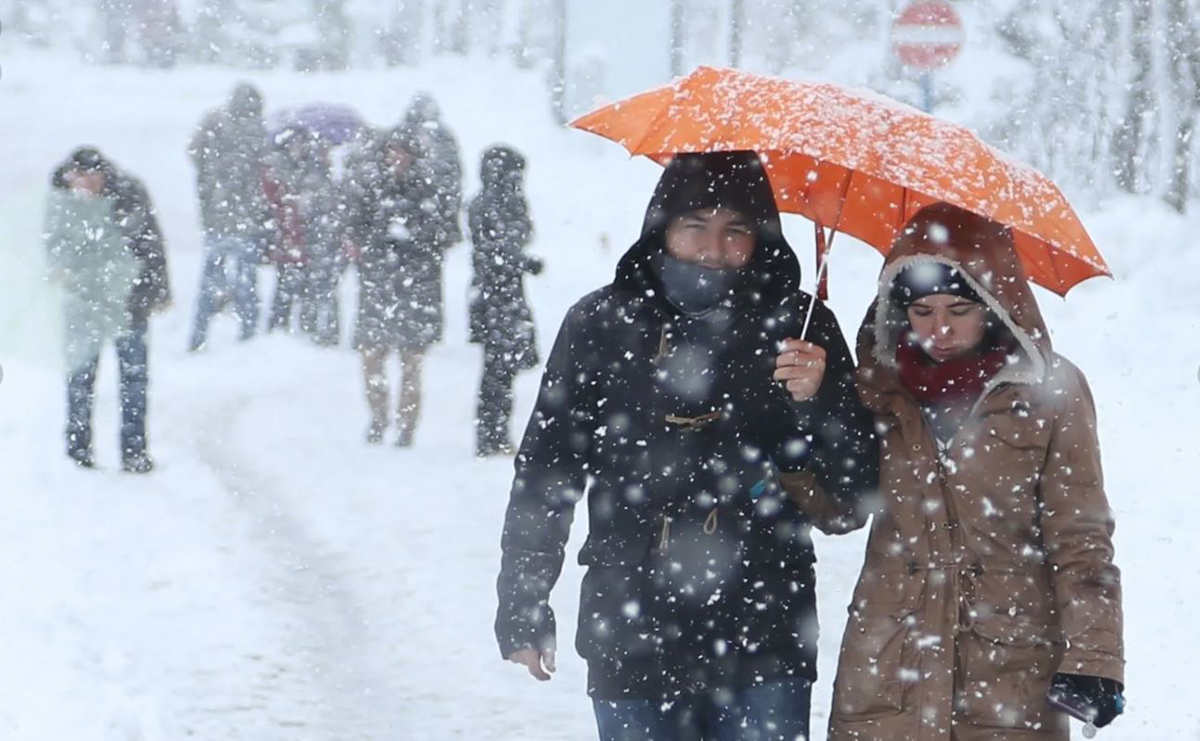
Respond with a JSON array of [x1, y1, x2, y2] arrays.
[[47, 147, 171, 472], [468, 145, 542, 457], [495, 151, 878, 740], [345, 126, 442, 446]]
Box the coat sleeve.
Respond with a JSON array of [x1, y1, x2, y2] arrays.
[[495, 306, 593, 659], [1039, 360, 1124, 685], [776, 300, 878, 534], [124, 179, 171, 312]]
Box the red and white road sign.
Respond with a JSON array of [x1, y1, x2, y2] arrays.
[[891, 1, 964, 71]]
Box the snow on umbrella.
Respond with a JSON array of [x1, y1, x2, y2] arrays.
[[571, 65, 1110, 301], [268, 104, 363, 145]]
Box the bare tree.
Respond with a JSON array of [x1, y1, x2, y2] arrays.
[[549, 0, 567, 123], [1112, 0, 1157, 194], [382, 0, 425, 66], [729, 0, 744, 67], [670, 0, 686, 77], [1164, 0, 1200, 212]]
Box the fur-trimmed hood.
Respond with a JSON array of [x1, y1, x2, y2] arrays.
[[858, 202, 1051, 408]]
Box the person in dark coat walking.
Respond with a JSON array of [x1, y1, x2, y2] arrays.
[[404, 92, 463, 249], [45, 147, 171, 472], [264, 126, 344, 344], [468, 145, 542, 457], [345, 126, 442, 446], [263, 127, 310, 333], [188, 83, 272, 350], [495, 151, 878, 740]]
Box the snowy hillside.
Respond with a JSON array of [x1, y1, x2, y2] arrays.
[[1, 49, 1198, 740]]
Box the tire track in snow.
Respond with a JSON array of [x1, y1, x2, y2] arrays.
[[191, 392, 409, 740]]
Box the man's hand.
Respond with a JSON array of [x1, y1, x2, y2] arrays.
[[508, 647, 556, 681], [774, 339, 827, 402]]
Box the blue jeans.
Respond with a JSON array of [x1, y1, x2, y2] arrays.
[[67, 324, 149, 458], [191, 235, 259, 347], [593, 679, 812, 741]]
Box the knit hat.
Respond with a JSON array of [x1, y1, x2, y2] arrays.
[[889, 260, 983, 309]]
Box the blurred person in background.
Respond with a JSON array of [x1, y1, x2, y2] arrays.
[[467, 144, 542, 457], [188, 83, 272, 351], [344, 126, 441, 446], [262, 126, 310, 334], [403, 92, 463, 252], [45, 147, 171, 473]]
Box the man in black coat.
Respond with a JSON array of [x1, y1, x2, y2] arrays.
[[187, 83, 272, 350], [495, 151, 878, 739]]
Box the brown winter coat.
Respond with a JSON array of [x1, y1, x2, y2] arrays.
[[785, 204, 1124, 741]]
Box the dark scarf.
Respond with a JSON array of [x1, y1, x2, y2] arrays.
[[896, 337, 1013, 406]]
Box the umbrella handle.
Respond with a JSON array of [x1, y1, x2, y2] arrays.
[[800, 227, 837, 341]]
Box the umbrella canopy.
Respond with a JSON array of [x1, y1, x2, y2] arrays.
[[268, 104, 363, 145], [571, 66, 1109, 297]]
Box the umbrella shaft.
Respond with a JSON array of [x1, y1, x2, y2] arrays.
[[800, 229, 836, 341]]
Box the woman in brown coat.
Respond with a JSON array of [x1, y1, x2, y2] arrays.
[[781, 202, 1125, 740]]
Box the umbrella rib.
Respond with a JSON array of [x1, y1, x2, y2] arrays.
[[629, 93, 683, 155]]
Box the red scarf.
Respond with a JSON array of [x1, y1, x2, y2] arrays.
[[895, 338, 1013, 405]]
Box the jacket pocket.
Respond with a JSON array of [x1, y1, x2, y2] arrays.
[[830, 574, 923, 721], [575, 535, 657, 664], [575, 563, 659, 665], [737, 558, 817, 657], [956, 615, 1064, 731], [982, 414, 1051, 461]]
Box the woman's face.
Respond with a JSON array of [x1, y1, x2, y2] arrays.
[[665, 207, 756, 268], [906, 294, 989, 362]]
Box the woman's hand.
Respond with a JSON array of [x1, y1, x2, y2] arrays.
[[507, 646, 556, 681], [774, 338, 827, 402]]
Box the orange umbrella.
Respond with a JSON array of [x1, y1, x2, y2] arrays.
[[571, 65, 1109, 298]]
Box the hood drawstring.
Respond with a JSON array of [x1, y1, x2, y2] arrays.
[[656, 508, 720, 551]]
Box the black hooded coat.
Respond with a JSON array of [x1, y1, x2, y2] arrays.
[[495, 152, 878, 699], [467, 145, 539, 369]]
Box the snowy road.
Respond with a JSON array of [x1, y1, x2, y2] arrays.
[[1, 50, 1198, 740]]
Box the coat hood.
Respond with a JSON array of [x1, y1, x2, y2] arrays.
[[229, 82, 263, 120], [404, 92, 441, 126], [861, 202, 1051, 399], [613, 151, 801, 308], [480, 144, 525, 191]]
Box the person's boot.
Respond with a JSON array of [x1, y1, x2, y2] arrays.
[[366, 417, 386, 445], [395, 354, 422, 449], [394, 422, 414, 448], [122, 451, 154, 474], [476, 436, 515, 458], [68, 447, 95, 469]]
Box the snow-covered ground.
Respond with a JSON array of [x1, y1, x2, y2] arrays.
[[0, 52, 1197, 740]]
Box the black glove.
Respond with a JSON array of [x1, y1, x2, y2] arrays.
[[1048, 673, 1125, 729]]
